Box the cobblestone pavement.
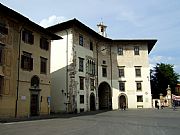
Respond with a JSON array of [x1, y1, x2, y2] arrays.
[[1, 108, 180, 135]]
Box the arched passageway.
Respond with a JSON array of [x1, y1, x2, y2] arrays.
[[90, 93, 96, 111], [98, 82, 112, 110]]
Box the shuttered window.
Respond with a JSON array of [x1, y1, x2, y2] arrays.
[[0, 45, 3, 65], [0, 22, 8, 35], [40, 57, 47, 74], [22, 30, 34, 44], [0, 76, 4, 95], [21, 52, 33, 71], [40, 38, 49, 50]]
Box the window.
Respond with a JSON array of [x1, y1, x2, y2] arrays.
[[79, 77, 84, 90], [86, 59, 95, 75], [136, 82, 142, 91], [0, 75, 4, 95], [40, 57, 47, 74], [134, 46, 139, 55], [118, 67, 124, 77], [135, 67, 141, 77], [102, 66, 107, 77], [119, 81, 125, 91], [0, 22, 8, 35], [0, 45, 4, 65], [31, 76, 40, 88], [117, 47, 123, 55], [21, 52, 33, 71], [137, 95, 143, 102], [22, 30, 34, 44], [79, 57, 84, 72], [80, 95, 84, 104], [90, 78, 94, 91], [79, 35, 83, 46], [103, 60, 106, 64], [90, 41, 93, 51], [40, 38, 49, 50], [101, 27, 104, 32]]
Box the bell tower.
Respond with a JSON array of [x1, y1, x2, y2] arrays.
[[97, 22, 107, 37]]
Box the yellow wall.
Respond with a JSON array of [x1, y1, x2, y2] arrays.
[[0, 14, 51, 118]]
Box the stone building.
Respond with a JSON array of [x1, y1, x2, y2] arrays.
[[0, 3, 61, 118], [47, 18, 157, 113], [175, 83, 180, 95]]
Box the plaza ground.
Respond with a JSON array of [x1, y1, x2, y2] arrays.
[[0, 108, 180, 135]]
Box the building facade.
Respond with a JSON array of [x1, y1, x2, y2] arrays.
[[47, 19, 157, 113], [175, 83, 180, 95], [0, 3, 60, 118]]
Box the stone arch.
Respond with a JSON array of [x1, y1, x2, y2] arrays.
[[118, 94, 128, 109], [98, 82, 112, 110], [31, 75, 40, 88]]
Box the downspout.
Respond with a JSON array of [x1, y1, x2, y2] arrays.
[[96, 41, 100, 109], [110, 44, 113, 109], [65, 29, 69, 113], [110, 45, 112, 86], [15, 25, 23, 118]]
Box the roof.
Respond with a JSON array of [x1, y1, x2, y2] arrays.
[[47, 18, 107, 40], [47, 18, 157, 53], [0, 3, 61, 40], [113, 39, 157, 53]]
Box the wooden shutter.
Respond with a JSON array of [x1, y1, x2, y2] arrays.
[[21, 55, 25, 69], [22, 30, 25, 42], [0, 26, 8, 35], [29, 34, 34, 44], [30, 57, 33, 70]]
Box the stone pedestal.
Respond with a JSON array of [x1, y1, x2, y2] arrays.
[[166, 85, 172, 107]]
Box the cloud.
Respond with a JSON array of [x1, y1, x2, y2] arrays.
[[149, 55, 174, 65], [39, 15, 66, 28], [149, 55, 180, 74], [149, 55, 173, 70]]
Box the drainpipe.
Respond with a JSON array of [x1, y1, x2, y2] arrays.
[[64, 29, 69, 113], [110, 44, 113, 109], [96, 41, 100, 109], [15, 25, 23, 118]]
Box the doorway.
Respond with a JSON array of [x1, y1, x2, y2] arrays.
[[90, 93, 96, 111], [119, 95, 127, 109], [30, 94, 39, 116], [30, 75, 40, 116], [98, 82, 112, 110]]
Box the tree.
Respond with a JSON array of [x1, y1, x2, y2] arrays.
[[150, 63, 179, 99]]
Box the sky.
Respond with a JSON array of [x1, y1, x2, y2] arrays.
[[1, 0, 180, 75]]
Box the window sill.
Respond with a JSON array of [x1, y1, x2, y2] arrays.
[[137, 90, 142, 92], [40, 72, 47, 75], [119, 90, 125, 92], [21, 68, 33, 72]]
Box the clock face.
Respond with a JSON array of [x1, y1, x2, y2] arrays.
[[100, 46, 107, 55]]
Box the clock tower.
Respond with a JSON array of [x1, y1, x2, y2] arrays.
[[97, 22, 107, 37]]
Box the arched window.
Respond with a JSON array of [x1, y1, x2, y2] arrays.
[[31, 75, 40, 88]]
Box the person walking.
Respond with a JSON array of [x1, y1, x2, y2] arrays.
[[123, 102, 126, 110], [173, 100, 176, 111]]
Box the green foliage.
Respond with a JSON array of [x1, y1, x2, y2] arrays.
[[151, 63, 179, 98]]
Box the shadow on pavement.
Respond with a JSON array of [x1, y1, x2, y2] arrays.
[[0, 110, 109, 123]]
